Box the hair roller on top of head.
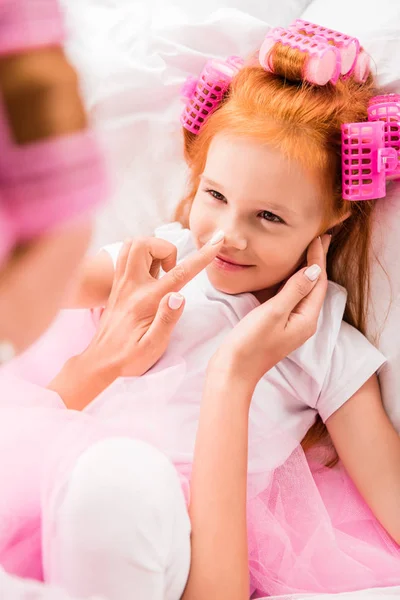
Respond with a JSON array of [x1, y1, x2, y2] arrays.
[[291, 20, 371, 83], [259, 27, 341, 86], [259, 22, 370, 86], [289, 20, 360, 78], [0, 0, 109, 265], [180, 56, 244, 135]]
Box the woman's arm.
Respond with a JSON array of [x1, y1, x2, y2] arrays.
[[326, 374, 400, 544], [62, 250, 115, 308], [182, 364, 253, 600], [183, 236, 330, 600]]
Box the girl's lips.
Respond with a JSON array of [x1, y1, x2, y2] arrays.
[[213, 255, 252, 272]]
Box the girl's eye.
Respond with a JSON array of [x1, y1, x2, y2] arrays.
[[205, 189, 226, 202], [259, 210, 285, 224]]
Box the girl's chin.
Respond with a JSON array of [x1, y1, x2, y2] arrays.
[[206, 266, 278, 302], [206, 265, 251, 295]]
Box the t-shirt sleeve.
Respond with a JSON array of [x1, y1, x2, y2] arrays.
[[101, 223, 194, 270], [317, 320, 386, 422], [101, 242, 123, 269]]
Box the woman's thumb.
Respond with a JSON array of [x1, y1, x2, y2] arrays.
[[146, 293, 185, 344], [277, 264, 321, 313]]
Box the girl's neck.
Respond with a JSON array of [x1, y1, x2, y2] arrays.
[[252, 285, 280, 304]]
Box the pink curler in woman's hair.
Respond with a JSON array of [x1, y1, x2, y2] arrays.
[[0, 0, 109, 264], [180, 56, 244, 135]]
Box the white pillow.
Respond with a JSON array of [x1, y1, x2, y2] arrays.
[[301, 0, 400, 435]]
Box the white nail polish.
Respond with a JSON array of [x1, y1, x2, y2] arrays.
[[168, 293, 184, 310], [304, 264, 321, 282], [207, 230, 225, 245]]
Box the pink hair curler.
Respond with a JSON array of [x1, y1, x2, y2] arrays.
[[0, 0, 109, 265], [0, 97, 109, 252], [289, 20, 362, 78], [0, 0, 66, 56], [353, 49, 371, 83], [341, 120, 398, 201], [367, 94, 400, 178], [259, 27, 341, 86], [180, 56, 244, 135]]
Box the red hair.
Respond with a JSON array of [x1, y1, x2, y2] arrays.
[[175, 43, 380, 461]]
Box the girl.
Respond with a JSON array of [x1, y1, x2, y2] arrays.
[[7, 20, 400, 599]]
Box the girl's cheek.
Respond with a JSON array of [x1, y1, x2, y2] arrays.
[[190, 203, 213, 236]]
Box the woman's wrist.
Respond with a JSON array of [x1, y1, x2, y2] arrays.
[[48, 349, 117, 410], [207, 351, 256, 406], [207, 350, 257, 395]]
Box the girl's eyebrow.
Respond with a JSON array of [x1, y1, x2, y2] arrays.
[[200, 174, 299, 217], [200, 175, 224, 190]]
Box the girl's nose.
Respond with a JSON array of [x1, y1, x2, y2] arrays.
[[222, 225, 248, 251]]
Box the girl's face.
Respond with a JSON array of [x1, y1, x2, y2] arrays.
[[189, 134, 328, 302]]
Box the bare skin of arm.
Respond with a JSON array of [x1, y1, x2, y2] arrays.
[[326, 374, 400, 545], [183, 236, 329, 600], [62, 251, 115, 308]]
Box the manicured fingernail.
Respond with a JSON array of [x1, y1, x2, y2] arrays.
[[304, 264, 321, 282], [168, 293, 184, 310], [207, 230, 225, 245]]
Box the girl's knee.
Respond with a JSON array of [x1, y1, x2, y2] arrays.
[[52, 438, 190, 559]]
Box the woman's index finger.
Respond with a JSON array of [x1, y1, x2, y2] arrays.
[[156, 239, 223, 295]]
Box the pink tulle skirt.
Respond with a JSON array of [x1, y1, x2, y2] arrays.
[[245, 447, 400, 597], [170, 448, 400, 598], [0, 310, 399, 597]]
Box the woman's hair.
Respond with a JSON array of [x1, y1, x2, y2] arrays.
[[174, 42, 379, 459]]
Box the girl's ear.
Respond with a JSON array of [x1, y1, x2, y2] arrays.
[[326, 209, 352, 236]]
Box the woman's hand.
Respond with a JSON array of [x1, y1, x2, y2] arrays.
[[49, 233, 224, 409], [211, 235, 330, 393]]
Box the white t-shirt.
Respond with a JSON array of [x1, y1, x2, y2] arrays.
[[97, 223, 385, 474]]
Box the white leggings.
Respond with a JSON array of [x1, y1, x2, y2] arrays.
[[44, 438, 191, 600]]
